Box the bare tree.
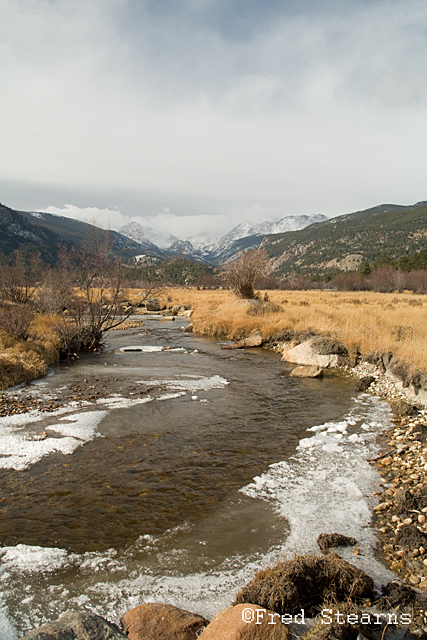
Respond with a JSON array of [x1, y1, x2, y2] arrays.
[[0, 251, 42, 304], [222, 249, 269, 299], [53, 230, 155, 356]]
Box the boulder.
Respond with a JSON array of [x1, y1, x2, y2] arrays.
[[20, 610, 128, 640], [281, 338, 340, 368], [120, 603, 209, 640], [354, 376, 375, 392], [237, 331, 264, 348], [198, 604, 291, 640], [289, 366, 323, 378], [145, 300, 160, 312], [180, 310, 193, 318]]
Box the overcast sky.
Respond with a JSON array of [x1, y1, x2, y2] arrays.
[[1, 0, 427, 239]]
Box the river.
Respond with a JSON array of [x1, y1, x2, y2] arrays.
[[0, 316, 395, 638]]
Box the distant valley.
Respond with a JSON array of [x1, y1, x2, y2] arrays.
[[2, 199, 427, 278]]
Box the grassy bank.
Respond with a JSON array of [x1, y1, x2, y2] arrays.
[[161, 288, 427, 372], [0, 316, 59, 390], [2, 287, 427, 391]]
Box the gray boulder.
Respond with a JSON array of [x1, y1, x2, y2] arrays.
[[19, 610, 128, 640]]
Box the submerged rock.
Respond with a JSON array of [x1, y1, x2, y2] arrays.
[[289, 366, 324, 378], [20, 610, 127, 640], [121, 603, 209, 640]]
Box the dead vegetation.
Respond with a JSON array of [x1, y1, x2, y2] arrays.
[[233, 554, 374, 617], [157, 288, 427, 372]]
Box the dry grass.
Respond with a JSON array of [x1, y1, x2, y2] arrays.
[[0, 316, 59, 391], [152, 288, 427, 372]]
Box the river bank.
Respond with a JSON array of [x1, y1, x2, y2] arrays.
[[2, 294, 427, 637]]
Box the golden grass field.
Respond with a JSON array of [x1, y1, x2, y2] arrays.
[[160, 288, 427, 373], [1, 287, 427, 391]]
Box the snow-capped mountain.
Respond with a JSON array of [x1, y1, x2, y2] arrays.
[[120, 222, 179, 250], [194, 214, 328, 263], [120, 214, 327, 264], [208, 215, 327, 254]]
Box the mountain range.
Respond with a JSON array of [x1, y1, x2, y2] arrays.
[[261, 200, 427, 277], [119, 214, 327, 264], [2, 199, 427, 277]]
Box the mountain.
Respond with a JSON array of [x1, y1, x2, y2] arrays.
[[203, 214, 328, 264], [120, 221, 179, 250], [261, 201, 427, 277], [122, 214, 327, 265], [0, 204, 166, 263]]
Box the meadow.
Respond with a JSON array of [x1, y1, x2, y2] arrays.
[[2, 286, 427, 391], [161, 288, 427, 373]]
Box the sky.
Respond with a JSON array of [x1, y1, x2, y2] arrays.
[[1, 0, 427, 240]]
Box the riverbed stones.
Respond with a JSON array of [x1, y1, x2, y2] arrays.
[[19, 610, 128, 640], [120, 603, 209, 640], [198, 604, 291, 640], [288, 365, 323, 378]]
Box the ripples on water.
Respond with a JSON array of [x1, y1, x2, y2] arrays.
[[0, 319, 393, 638]]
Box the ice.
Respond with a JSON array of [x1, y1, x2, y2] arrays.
[[0, 545, 70, 573], [0, 411, 107, 471], [48, 411, 108, 440], [242, 394, 395, 587], [119, 346, 164, 352], [137, 375, 229, 393]]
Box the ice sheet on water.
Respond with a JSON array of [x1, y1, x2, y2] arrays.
[[0, 545, 70, 573], [241, 393, 395, 587], [137, 375, 229, 393], [0, 411, 107, 471]]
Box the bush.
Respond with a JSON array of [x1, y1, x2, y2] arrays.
[[0, 304, 34, 340]]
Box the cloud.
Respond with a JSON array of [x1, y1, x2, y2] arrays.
[[1, 0, 427, 228]]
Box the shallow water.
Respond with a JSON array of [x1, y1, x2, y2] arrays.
[[0, 318, 394, 638]]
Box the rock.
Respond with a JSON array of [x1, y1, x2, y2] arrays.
[[317, 533, 357, 553], [354, 376, 376, 392], [184, 324, 193, 333], [171, 305, 181, 315], [121, 603, 209, 640], [311, 338, 348, 357], [289, 366, 324, 378], [236, 331, 264, 348], [145, 300, 160, 312], [20, 610, 128, 640], [198, 604, 291, 640], [281, 339, 340, 368], [180, 310, 193, 318]]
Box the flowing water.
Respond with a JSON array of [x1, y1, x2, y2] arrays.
[[0, 317, 395, 638]]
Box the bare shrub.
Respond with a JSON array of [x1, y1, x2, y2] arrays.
[[35, 267, 73, 315], [405, 270, 427, 294], [0, 252, 42, 303], [0, 304, 34, 340], [222, 249, 268, 299], [246, 301, 283, 316]]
